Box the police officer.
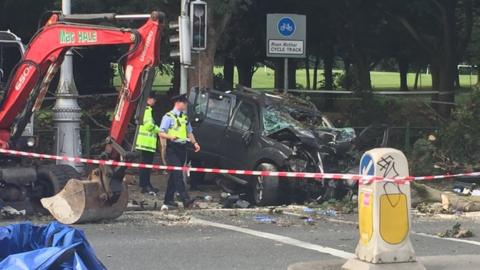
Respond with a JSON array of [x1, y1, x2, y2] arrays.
[[135, 92, 160, 194], [159, 94, 200, 209]]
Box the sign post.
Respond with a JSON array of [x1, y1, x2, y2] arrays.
[[267, 14, 306, 92], [53, 0, 83, 173]]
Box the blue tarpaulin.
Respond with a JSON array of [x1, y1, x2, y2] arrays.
[[0, 222, 106, 270]]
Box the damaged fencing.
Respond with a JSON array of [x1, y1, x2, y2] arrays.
[[1, 148, 480, 184], [0, 222, 105, 270]]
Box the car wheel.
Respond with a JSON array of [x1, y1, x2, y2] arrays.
[[37, 165, 81, 196], [32, 164, 81, 212], [252, 163, 279, 206]]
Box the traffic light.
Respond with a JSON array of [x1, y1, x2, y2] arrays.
[[190, 0, 207, 51], [168, 16, 191, 65]]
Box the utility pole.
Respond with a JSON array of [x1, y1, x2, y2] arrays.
[[180, 0, 190, 94], [53, 0, 83, 173]]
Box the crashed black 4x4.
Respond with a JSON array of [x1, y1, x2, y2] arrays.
[[187, 86, 358, 205]]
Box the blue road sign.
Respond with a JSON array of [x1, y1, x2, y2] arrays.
[[277, 17, 296, 37], [360, 153, 375, 176]]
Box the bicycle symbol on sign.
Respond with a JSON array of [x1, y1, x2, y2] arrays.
[[280, 23, 293, 32], [277, 17, 296, 37]]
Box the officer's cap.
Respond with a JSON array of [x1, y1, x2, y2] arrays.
[[171, 93, 188, 103]]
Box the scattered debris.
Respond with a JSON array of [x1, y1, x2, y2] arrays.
[[268, 207, 283, 215], [254, 215, 276, 224], [441, 191, 480, 212], [471, 190, 480, 197], [415, 202, 446, 215], [195, 202, 210, 209], [221, 193, 250, 209], [303, 217, 315, 225], [123, 175, 137, 185], [318, 209, 337, 217], [234, 200, 250, 209], [220, 192, 231, 199], [452, 182, 477, 196], [0, 205, 26, 218], [303, 207, 315, 214], [438, 223, 473, 238]]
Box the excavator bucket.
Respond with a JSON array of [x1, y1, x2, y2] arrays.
[[41, 178, 128, 224]]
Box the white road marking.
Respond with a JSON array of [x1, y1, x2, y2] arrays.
[[190, 217, 355, 259], [413, 232, 480, 247], [280, 211, 480, 247]]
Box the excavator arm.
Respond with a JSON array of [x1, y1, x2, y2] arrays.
[[0, 11, 163, 151], [0, 11, 165, 224]]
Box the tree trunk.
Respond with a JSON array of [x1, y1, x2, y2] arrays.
[[305, 57, 311, 89], [351, 62, 371, 91], [343, 59, 351, 90], [324, 53, 334, 90], [223, 57, 234, 90], [351, 47, 371, 91], [442, 192, 480, 212], [237, 60, 254, 87], [431, 61, 456, 117], [454, 67, 460, 88], [413, 65, 421, 90], [313, 56, 320, 90], [398, 58, 409, 91], [477, 64, 480, 88], [188, 6, 232, 90]]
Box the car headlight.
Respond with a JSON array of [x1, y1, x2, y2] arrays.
[[26, 137, 36, 147]]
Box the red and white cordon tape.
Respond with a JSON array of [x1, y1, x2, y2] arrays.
[[1, 148, 479, 184]]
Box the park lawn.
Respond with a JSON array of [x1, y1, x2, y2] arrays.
[[113, 66, 478, 91]]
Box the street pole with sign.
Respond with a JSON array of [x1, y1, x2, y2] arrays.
[[266, 14, 306, 92], [170, 0, 207, 94], [53, 0, 83, 172]]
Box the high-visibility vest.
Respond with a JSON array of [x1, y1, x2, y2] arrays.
[[135, 106, 160, 152], [166, 111, 188, 140]]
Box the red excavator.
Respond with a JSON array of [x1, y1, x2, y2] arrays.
[[0, 11, 164, 223]]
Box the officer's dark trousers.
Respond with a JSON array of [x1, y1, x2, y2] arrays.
[[139, 150, 154, 188], [164, 142, 190, 204]]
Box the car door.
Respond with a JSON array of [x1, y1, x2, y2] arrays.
[[221, 100, 260, 170], [189, 90, 235, 165]]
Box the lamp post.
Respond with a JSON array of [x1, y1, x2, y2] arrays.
[[53, 0, 83, 173]]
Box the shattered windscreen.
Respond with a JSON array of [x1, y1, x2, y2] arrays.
[[262, 104, 327, 135]]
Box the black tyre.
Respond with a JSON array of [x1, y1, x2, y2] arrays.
[[252, 163, 280, 206], [36, 164, 81, 198]]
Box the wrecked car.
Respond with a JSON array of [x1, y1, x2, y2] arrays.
[[187, 86, 358, 206]]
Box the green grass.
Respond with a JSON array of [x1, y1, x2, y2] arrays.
[[113, 66, 478, 91]]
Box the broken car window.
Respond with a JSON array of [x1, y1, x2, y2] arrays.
[[194, 91, 208, 116], [232, 102, 255, 131], [206, 94, 231, 124]]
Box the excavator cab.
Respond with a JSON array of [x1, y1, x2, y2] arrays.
[[0, 32, 36, 150], [0, 31, 24, 101]]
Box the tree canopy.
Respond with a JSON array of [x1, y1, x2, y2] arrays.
[[1, 0, 479, 116]]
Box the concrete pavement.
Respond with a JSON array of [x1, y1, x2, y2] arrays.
[[68, 209, 480, 270]]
